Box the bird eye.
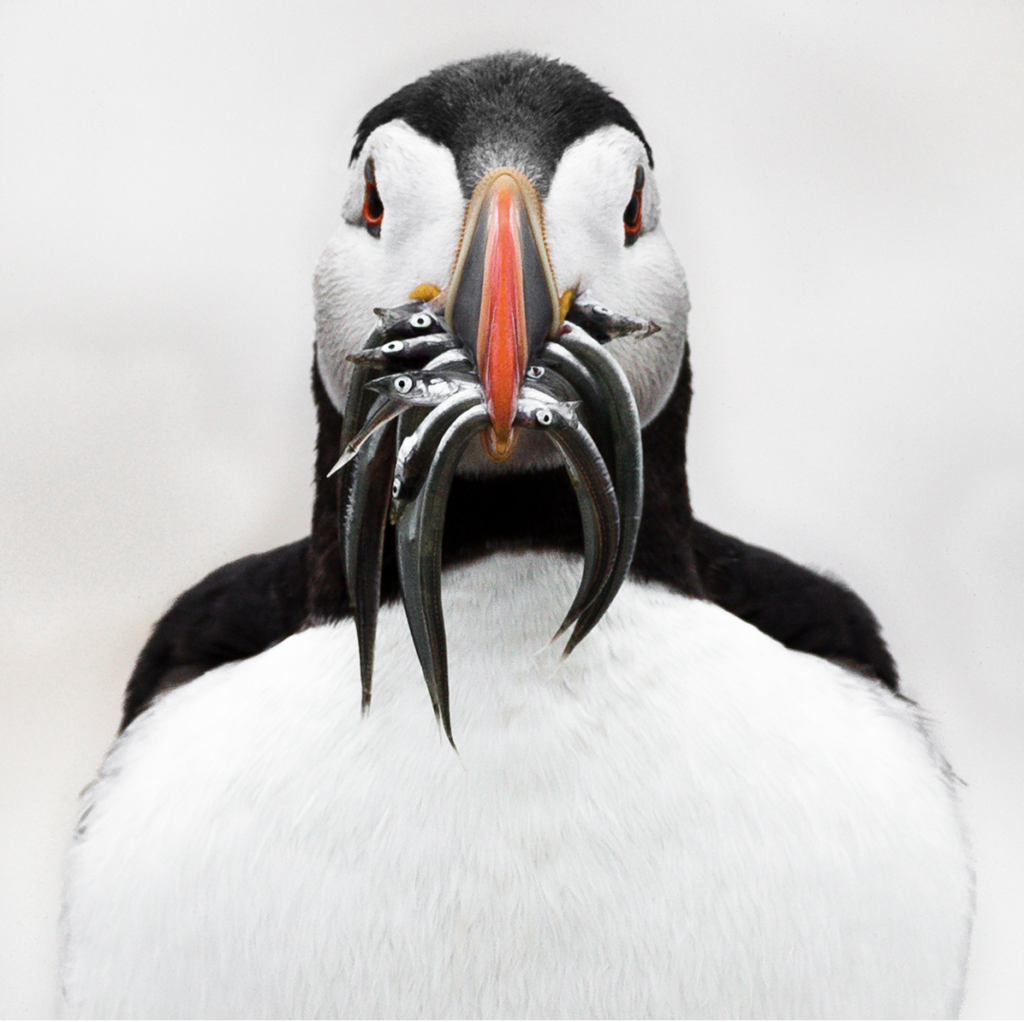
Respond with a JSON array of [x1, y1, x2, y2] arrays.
[[409, 313, 432, 330], [623, 166, 644, 245], [362, 159, 384, 238]]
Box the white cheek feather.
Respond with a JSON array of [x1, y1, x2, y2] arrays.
[[317, 122, 692, 424], [315, 120, 464, 412], [546, 126, 691, 424], [61, 552, 972, 1018]]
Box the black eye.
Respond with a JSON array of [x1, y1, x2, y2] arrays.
[[623, 166, 644, 246], [362, 159, 384, 238]]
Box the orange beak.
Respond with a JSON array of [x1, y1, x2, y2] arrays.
[[446, 168, 560, 461]]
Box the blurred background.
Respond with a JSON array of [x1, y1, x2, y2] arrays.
[[1, 1, 1021, 1015]]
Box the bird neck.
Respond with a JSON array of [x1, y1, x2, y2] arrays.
[[305, 343, 702, 623]]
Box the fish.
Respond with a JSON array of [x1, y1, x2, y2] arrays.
[[372, 298, 449, 339], [566, 288, 660, 343], [365, 368, 481, 406], [334, 351, 481, 475], [346, 334, 460, 370], [391, 391, 485, 524], [539, 342, 616, 470], [328, 394, 408, 476], [336, 298, 647, 735], [343, 418, 398, 712], [395, 405, 491, 747], [338, 298, 454, 460], [517, 397, 621, 642], [550, 324, 644, 656]]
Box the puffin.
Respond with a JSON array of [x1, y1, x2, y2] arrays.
[[61, 53, 973, 1018]]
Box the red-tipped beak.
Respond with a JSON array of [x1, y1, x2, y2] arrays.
[[446, 168, 560, 462]]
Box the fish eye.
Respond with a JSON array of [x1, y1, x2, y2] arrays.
[[409, 312, 433, 330], [536, 408, 553, 426], [592, 304, 610, 316], [527, 366, 545, 380], [382, 341, 403, 354], [394, 376, 412, 393], [392, 479, 402, 498], [362, 159, 384, 238], [623, 166, 644, 246]]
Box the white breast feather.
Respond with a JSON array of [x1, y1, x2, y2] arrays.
[[61, 552, 973, 1018]]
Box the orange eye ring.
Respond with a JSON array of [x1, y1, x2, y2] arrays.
[[362, 159, 384, 238], [623, 165, 644, 245]]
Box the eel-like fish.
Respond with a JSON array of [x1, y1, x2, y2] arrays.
[[395, 404, 491, 746], [539, 342, 615, 470], [391, 390, 484, 524], [346, 333, 460, 370], [365, 368, 481, 407], [550, 324, 643, 656], [516, 393, 620, 639], [566, 288, 660, 343], [343, 418, 398, 712]]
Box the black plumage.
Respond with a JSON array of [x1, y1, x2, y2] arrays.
[[120, 540, 308, 730], [352, 52, 652, 197]]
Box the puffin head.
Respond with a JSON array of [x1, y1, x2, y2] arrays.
[[307, 53, 701, 742], [315, 52, 690, 469]]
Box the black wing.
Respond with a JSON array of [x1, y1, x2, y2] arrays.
[[691, 522, 897, 689], [120, 526, 896, 731], [120, 539, 313, 731]]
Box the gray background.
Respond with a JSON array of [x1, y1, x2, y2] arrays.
[[1, 1, 1021, 1016]]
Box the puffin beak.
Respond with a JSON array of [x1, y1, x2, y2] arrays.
[[446, 168, 560, 461]]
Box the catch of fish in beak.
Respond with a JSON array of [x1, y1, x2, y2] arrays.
[[334, 289, 658, 747], [336, 163, 659, 744]]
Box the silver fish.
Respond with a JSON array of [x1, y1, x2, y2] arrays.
[[520, 364, 581, 406], [422, 348, 474, 373], [328, 393, 407, 476], [333, 353, 480, 475], [539, 342, 615, 468], [518, 399, 620, 640], [372, 299, 449, 339], [346, 334, 460, 369], [334, 323, 397, 595], [395, 404, 490, 747], [337, 297, 455, 459], [339, 297, 452, 456], [365, 369, 481, 406], [343, 418, 397, 713], [391, 390, 484, 524], [567, 288, 660, 343], [550, 324, 644, 657]]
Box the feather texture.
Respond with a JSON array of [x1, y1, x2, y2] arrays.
[[65, 552, 971, 1019]]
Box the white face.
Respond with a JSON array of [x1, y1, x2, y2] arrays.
[[314, 120, 690, 471], [545, 125, 690, 432]]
